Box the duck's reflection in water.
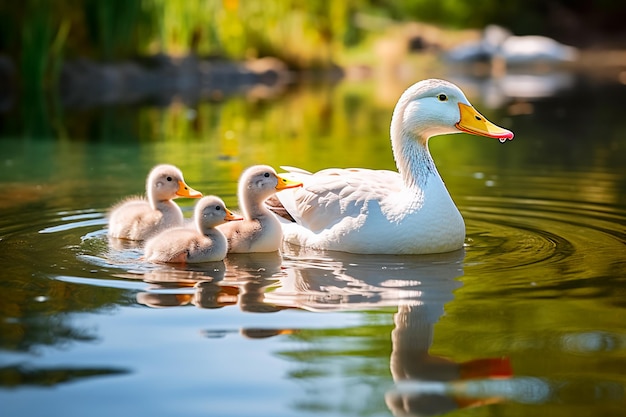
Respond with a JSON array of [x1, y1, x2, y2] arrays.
[[385, 303, 512, 416], [271, 245, 513, 417], [268, 245, 465, 311], [132, 245, 516, 415]]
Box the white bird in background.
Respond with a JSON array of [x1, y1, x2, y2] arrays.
[[446, 24, 578, 67]]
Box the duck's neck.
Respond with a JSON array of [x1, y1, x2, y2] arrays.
[[200, 225, 223, 240], [151, 196, 178, 213], [392, 130, 438, 191], [196, 217, 210, 235], [241, 193, 274, 221]]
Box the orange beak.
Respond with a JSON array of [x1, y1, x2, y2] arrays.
[[176, 180, 203, 198], [456, 103, 514, 141], [275, 174, 303, 191], [224, 208, 244, 222]]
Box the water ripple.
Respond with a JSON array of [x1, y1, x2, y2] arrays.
[[1, 179, 624, 312], [463, 194, 626, 273]]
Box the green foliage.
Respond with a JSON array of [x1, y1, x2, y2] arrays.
[[83, 0, 144, 60], [20, 1, 56, 92], [2, 0, 626, 93]]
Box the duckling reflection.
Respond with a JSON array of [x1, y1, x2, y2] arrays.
[[136, 292, 195, 308], [196, 252, 291, 339], [132, 252, 286, 312], [192, 281, 239, 309], [269, 246, 513, 416], [223, 251, 285, 313], [141, 267, 225, 286], [134, 267, 231, 309], [239, 328, 296, 339]]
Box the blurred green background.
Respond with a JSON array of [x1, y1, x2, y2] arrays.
[[2, 0, 626, 153], [2, 0, 626, 93]]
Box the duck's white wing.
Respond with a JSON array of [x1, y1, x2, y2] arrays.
[[277, 167, 404, 232]]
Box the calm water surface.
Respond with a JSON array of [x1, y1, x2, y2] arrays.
[[1, 73, 625, 417]]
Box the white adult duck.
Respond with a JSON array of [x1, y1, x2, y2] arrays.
[[144, 196, 242, 263], [107, 164, 202, 241], [218, 165, 302, 253], [446, 25, 578, 67], [272, 79, 514, 254]]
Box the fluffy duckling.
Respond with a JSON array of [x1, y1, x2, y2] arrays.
[[218, 165, 302, 253], [144, 195, 242, 263], [108, 164, 202, 241]]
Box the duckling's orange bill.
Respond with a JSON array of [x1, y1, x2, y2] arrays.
[[456, 103, 514, 140], [275, 174, 303, 191], [224, 208, 244, 222], [176, 180, 203, 198]]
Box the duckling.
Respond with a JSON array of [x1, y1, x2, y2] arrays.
[[218, 165, 302, 253], [144, 195, 242, 263], [107, 164, 202, 241]]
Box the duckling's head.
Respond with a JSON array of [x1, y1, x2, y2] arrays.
[[391, 79, 513, 145], [238, 165, 302, 208], [147, 164, 202, 203], [196, 195, 242, 230]]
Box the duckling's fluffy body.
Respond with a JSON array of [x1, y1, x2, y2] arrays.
[[144, 195, 242, 263], [107, 164, 201, 241], [218, 165, 302, 253]]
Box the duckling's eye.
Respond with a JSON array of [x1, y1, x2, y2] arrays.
[[166, 176, 173, 182], [264, 172, 270, 178], [215, 206, 221, 211], [437, 94, 448, 102]]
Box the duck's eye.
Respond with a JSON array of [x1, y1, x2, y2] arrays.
[[215, 206, 221, 211], [437, 94, 448, 102], [264, 172, 270, 178], [166, 176, 173, 182]]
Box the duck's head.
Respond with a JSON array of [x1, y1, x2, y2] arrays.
[[147, 164, 202, 202], [196, 196, 243, 229], [391, 79, 513, 144], [239, 165, 303, 202]]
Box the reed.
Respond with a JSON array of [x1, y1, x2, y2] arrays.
[[82, 0, 144, 60], [20, 1, 55, 93]]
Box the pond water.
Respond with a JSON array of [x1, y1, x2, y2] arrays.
[[1, 70, 625, 417]]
